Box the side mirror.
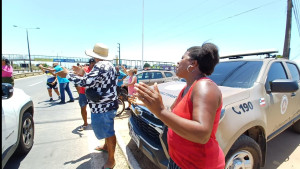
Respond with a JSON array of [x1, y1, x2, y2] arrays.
[[2, 83, 14, 99], [270, 79, 299, 93]]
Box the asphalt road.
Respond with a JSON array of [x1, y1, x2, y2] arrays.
[[4, 75, 129, 169]]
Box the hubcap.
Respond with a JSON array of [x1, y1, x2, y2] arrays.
[[225, 150, 254, 169], [22, 118, 33, 148]]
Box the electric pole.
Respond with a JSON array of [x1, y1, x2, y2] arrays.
[[117, 43, 120, 65], [283, 0, 293, 59]]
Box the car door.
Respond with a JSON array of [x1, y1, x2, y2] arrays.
[[285, 62, 300, 120], [265, 61, 294, 136], [2, 94, 18, 154], [149, 72, 164, 85], [137, 72, 150, 85]]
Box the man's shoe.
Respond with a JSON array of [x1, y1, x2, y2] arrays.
[[67, 100, 74, 103], [58, 101, 66, 104], [78, 125, 87, 131], [49, 98, 53, 101]]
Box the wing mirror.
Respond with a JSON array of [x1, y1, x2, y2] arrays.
[[270, 79, 299, 93], [2, 83, 14, 99]]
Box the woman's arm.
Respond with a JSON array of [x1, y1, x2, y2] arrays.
[[134, 80, 221, 144]]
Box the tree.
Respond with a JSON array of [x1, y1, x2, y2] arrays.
[[143, 63, 150, 68]]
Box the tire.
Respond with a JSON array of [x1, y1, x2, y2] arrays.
[[225, 134, 262, 169], [116, 98, 125, 117], [16, 112, 34, 155], [292, 120, 300, 133]]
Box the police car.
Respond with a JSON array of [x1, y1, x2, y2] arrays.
[[128, 50, 300, 169]]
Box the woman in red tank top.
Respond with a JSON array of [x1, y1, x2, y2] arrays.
[[133, 43, 225, 169]]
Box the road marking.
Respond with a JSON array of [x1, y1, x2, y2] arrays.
[[28, 81, 43, 86]]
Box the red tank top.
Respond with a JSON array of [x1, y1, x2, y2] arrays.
[[167, 77, 225, 169]]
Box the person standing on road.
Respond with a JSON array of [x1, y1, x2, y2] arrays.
[[56, 43, 118, 169], [132, 43, 225, 169], [2, 57, 14, 86], [122, 68, 137, 110], [115, 65, 127, 95], [39, 65, 60, 101], [77, 58, 96, 131], [39, 63, 74, 104]]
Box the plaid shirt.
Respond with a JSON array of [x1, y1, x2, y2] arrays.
[[67, 61, 118, 113]]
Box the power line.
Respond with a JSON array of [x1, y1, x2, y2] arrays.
[[292, 0, 300, 36], [147, 0, 240, 39], [150, 0, 283, 45]]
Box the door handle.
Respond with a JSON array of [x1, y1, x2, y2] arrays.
[[291, 93, 296, 97]]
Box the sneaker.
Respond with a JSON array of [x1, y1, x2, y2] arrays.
[[78, 125, 87, 131], [49, 98, 53, 101], [67, 100, 74, 103], [58, 96, 61, 99]]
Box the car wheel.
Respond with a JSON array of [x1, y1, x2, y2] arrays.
[[225, 134, 262, 169], [16, 112, 34, 155], [292, 120, 300, 134]]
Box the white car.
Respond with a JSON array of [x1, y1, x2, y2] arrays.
[[2, 83, 34, 169], [124, 69, 178, 86]]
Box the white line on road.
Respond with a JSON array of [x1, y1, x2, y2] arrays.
[[28, 81, 43, 86]]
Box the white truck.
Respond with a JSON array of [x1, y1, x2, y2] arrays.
[[128, 50, 300, 169], [2, 83, 35, 169]]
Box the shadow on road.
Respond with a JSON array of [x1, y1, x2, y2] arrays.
[[262, 127, 300, 168]]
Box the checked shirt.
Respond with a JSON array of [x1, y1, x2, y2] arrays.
[[67, 61, 118, 113]]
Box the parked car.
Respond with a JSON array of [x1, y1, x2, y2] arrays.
[[124, 69, 178, 86], [128, 52, 300, 169], [2, 83, 35, 169]]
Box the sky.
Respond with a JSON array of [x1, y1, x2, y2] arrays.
[[2, 0, 300, 66]]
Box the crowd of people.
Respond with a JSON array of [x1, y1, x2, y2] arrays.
[[4, 42, 225, 169]]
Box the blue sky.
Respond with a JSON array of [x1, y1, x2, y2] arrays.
[[2, 0, 300, 65]]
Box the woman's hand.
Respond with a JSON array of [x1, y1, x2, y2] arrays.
[[72, 66, 85, 77], [128, 96, 146, 106], [133, 82, 165, 116]]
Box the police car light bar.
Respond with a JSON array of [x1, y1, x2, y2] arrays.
[[220, 49, 279, 59]]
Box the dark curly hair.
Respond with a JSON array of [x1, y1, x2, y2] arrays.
[[187, 43, 219, 76]]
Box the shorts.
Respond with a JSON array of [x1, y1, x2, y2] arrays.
[[79, 93, 88, 107], [91, 110, 117, 140], [47, 82, 58, 89]]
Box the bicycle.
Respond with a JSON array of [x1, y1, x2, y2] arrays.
[[116, 87, 129, 117]]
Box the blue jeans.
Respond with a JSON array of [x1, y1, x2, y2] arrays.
[[59, 82, 74, 103]]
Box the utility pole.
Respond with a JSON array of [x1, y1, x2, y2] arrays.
[[117, 43, 120, 65], [283, 0, 293, 59]]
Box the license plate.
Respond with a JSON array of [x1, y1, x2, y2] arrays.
[[129, 126, 140, 147]]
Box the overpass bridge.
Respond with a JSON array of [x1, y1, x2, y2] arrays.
[[2, 54, 176, 71]]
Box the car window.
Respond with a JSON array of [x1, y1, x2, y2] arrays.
[[164, 72, 173, 77], [265, 62, 288, 91], [137, 73, 143, 80], [286, 63, 300, 81], [153, 72, 163, 79], [209, 61, 263, 88]]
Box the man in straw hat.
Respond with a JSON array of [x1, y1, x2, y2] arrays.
[[56, 43, 118, 169]]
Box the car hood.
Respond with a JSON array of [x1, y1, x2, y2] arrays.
[[158, 81, 249, 109], [132, 81, 249, 115]]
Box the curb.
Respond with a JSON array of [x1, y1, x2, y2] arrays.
[[13, 72, 43, 79], [115, 130, 141, 169]]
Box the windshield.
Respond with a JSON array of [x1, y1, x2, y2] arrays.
[[209, 61, 263, 88]]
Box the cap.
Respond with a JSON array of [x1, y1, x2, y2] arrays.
[[88, 58, 95, 63]]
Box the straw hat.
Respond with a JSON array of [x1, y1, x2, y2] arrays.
[[85, 43, 110, 60]]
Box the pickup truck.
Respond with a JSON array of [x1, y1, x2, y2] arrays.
[[128, 51, 300, 169]]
